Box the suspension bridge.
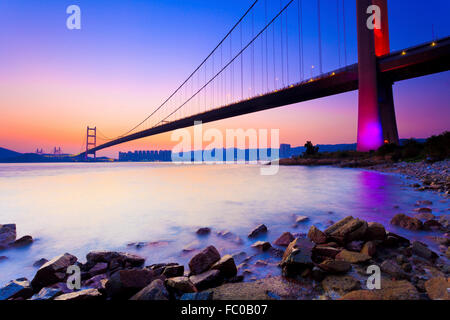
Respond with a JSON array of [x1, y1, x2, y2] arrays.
[[78, 0, 450, 159]]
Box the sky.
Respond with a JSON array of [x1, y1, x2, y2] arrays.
[[0, 0, 449, 158]]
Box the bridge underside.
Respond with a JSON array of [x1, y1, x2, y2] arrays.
[[80, 37, 450, 157]]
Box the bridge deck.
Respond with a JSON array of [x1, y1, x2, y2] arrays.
[[80, 37, 450, 157]]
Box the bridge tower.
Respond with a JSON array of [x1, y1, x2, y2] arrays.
[[356, 0, 399, 151], [85, 126, 97, 160]]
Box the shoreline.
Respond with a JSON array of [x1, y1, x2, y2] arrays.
[[1, 161, 449, 300]]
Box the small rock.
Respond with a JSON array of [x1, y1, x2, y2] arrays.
[[346, 241, 364, 252], [335, 250, 371, 264], [248, 224, 268, 238], [424, 277, 449, 300], [0, 224, 16, 249], [307, 226, 327, 244], [280, 238, 314, 277], [162, 264, 184, 278], [86, 251, 145, 269], [190, 269, 222, 291], [312, 246, 342, 259], [361, 241, 377, 257], [0, 278, 33, 300], [414, 212, 435, 221], [54, 288, 102, 301], [105, 268, 156, 298], [130, 279, 169, 300], [180, 292, 212, 300], [423, 220, 442, 231], [188, 246, 221, 275], [381, 260, 407, 279], [322, 275, 361, 296], [417, 200, 433, 206], [318, 259, 351, 274], [196, 227, 211, 235], [251, 241, 272, 251], [390, 214, 423, 231], [166, 277, 197, 293], [274, 232, 295, 247], [11, 235, 33, 248], [413, 207, 432, 214], [365, 222, 386, 241], [295, 216, 309, 223], [325, 217, 368, 243], [84, 274, 108, 291], [211, 255, 237, 278], [412, 241, 438, 261]]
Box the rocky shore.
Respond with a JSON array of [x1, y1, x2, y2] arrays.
[[1, 212, 449, 300]]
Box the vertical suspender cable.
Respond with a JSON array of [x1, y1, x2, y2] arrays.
[[285, 4, 289, 85], [265, 0, 269, 91], [280, 0, 285, 87], [317, 0, 323, 74], [240, 23, 244, 100], [298, 0, 304, 81], [337, 0, 341, 67], [342, 0, 347, 66]]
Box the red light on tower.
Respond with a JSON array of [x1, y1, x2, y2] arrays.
[[372, 0, 390, 57]]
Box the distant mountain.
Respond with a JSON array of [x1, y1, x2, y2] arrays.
[[0, 147, 22, 160]]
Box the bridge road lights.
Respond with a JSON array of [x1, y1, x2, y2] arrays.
[[356, 0, 399, 151]]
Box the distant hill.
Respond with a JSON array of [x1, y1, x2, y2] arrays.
[[0, 147, 22, 160]]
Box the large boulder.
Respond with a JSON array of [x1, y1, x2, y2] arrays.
[[424, 277, 449, 300], [390, 214, 423, 231], [130, 279, 169, 300], [211, 255, 237, 278], [54, 288, 102, 301], [313, 246, 342, 260], [31, 253, 77, 290], [0, 278, 33, 300], [105, 268, 156, 298], [341, 280, 419, 300], [280, 238, 314, 277], [411, 241, 438, 261], [162, 264, 184, 278], [188, 246, 221, 275], [0, 224, 16, 249], [190, 269, 223, 291], [318, 259, 351, 274], [307, 226, 327, 244], [11, 235, 33, 248], [324, 217, 368, 243], [86, 251, 145, 269]]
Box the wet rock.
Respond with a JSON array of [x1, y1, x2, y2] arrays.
[[11, 235, 33, 248], [54, 288, 102, 301], [274, 232, 295, 247], [188, 246, 221, 275], [383, 232, 411, 247], [231, 252, 247, 264], [162, 264, 184, 278], [423, 219, 442, 231], [0, 256, 7, 262], [325, 217, 368, 243], [321, 275, 361, 296], [390, 214, 423, 231], [381, 260, 408, 279], [211, 255, 237, 278], [248, 224, 268, 238], [89, 262, 108, 277], [182, 240, 201, 252], [346, 241, 364, 252], [439, 215, 450, 229], [180, 292, 212, 300], [318, 259, 351, 274], [166, 277, 197, 293], [446, 247, 450, 258], [417, 200, 433, 206], [280, 238, 314, 277], [251, 241, 272, 251], [105, 268, 156, 298], [130, 279, 169, 300], [414, 207, 432, 214], [190, 269, 222, 291], [84, 274, 108, 291], [0, 224, 16, 249], [31, 253, 77, 290], [424, 277, 449, 300], [307, 226, 327, 244], [411, 241, 438, 261], [312, 246, 342, 260], [365, 222, 387, 241], [196, 227, 211, 235], [341, 280, 419, 300], [361, 241, 377, 257], [30, 287, 63, 300], [311, 267, 327, 282], [86, 251, 145, 269], [335, 250, 370, 264], [0, 278, 33, 300], [295, 216, 309, 223], [33, 258, 48, 268], [414, 212, 435, 221]]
